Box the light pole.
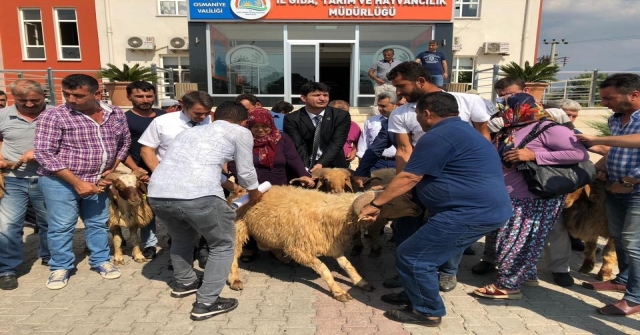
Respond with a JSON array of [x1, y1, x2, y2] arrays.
[[543, 39, 568, 65]]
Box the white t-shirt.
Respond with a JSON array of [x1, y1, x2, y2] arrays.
[[147, 120, 259, 200], [388, 92, 490, 146], [138, 111, 211, 161]]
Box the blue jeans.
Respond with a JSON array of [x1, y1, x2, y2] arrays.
[[431, 75, 444, 87], [140, 216, 158, 248], [39, 176, 111, 271], [0, 177, 49, 276], [393, 215, 462, 277], [149, 195, 236, 304], [396, 213, 505, 316], [605, 193, 640, 304]]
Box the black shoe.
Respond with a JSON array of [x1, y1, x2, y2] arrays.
[[382, 275, 402, 289], [552, 272, 575, 287], [196, 248, 208, 269], [143, 247, 157, 260], [0, 275, 18, 290], [439, 274, 457, 292], [171, 278, 202, 298], [383, 306, 442, 327], [41, 258, 49, 266], [381, 291, 411, 306], [471, 261, 495, 275], [463, 246, 476, 255], [190, 297, 238, 321]]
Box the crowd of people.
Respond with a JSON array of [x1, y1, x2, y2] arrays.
[[1, 63, 640, 324]]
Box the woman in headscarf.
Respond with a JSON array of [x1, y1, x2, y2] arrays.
[[473, 93, 589, 299], [228, 108, 313, 262]]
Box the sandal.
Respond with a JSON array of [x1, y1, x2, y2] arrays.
[[473, 284, 522, 300]]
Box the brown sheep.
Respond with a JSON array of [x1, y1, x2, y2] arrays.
[[562, 176, 617, 281], [227, 185, 422, 302], [0, 159, 24, 198], [104, 171, 154, 265], [291, 168, 354, 193]]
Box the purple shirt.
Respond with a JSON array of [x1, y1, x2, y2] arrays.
[[503, 121, 589, 199], [343, 121, 362, 157], [34, 102, 131, 184]]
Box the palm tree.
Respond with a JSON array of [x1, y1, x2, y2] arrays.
[[97, 63, 158, 82], [499, 61, 560, 82]]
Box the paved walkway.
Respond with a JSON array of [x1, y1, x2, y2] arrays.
[[1, 223, 639, 335]]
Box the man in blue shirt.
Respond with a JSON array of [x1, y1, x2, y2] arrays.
[[415, 40, 448, 87], [358, 92, 512, 327]]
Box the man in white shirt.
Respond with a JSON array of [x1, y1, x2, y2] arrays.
[[381, 62, 490, 296], [147, 101, 261, 321]]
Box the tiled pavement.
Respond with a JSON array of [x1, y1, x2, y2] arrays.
[[1, 223, 639, 335]]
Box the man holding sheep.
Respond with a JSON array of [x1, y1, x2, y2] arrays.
[[358, 92, 512, 326], [146, 101, 262, 321]]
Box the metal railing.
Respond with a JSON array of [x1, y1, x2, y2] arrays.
[[472, 64, 500, 104], [542, 70, 640, 107], [0, 64, 175, 106]]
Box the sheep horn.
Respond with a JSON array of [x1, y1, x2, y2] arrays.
[[289, 178, 305, 186], [362, 176, 382, 187], [102, 172, 123, 182], [131, 169, 148, 179]]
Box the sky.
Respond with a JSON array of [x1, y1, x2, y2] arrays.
[[537, 0, 640, 75]]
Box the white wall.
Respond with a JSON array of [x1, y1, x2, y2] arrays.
[[453, 0, 543, 97], [95, 0, 189, 69]]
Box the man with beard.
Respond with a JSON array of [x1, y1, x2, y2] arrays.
[[378, 61, 490, 296], [0, 80, 53, 290], [122, 81, 164, 260]]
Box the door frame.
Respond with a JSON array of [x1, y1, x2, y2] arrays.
[[284, 25, 358, 105]]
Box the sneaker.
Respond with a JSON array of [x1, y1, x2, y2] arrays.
[[143, 247, 157, 260], [171, 278, 202, 298], [439, 274, 457, 292], [0, 275, 18, 290], [471, 261, 495, 275], [382, 275, 402, 289], [381, 291, 411, 306], [46, 270, 70, 290], [92, 263, 121, 279], [41, 259, 50, 266], [552, 272, 575, 287], [190, 297, 238, 321]]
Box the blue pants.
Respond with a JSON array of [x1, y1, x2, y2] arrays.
[[393, 215, 462, 277], [140, 216, 158, 248], [396, 214, 505, 316], [39, 176, 111, 270], [605, 193, 640, 304], [0, 177, 49, 276], [431, 75, 444, 87]]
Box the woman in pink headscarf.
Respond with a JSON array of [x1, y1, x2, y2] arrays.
[[228, 108, 313, 261]]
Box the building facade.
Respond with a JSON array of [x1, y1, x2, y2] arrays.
[[0, 0, 102, 103]]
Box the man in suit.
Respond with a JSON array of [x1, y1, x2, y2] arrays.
[[284, 82, 350, 172]]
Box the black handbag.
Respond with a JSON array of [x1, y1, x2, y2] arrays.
[[515, 121, 596, 198]]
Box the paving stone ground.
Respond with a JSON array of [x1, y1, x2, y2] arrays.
[[1, 222, 639, 335]]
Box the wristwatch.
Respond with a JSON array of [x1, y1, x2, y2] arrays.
[[369, 200, 383, 209], [619, 177, 636, 188]]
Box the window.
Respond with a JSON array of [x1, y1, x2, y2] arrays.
[[158, 0, 188, 16], [452, 57, 474, 86], [455, 0, 480, 18], [54, 9, 81, 60], [161, 56, 190, 84], [19, 9, 46, 60]]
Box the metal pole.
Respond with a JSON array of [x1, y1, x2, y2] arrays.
[[588, 69, 599, 107], [168, 68, 175, 99], [491, 64, 500, 105], [150, 63, 159, 103], [46, 68, 56, 105], [549, 43, 557, 65]]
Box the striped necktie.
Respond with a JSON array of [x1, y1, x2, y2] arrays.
[[310, 115, 322, 167]]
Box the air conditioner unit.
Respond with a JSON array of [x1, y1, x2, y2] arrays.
[[126, 36, 155, 51], [483, 42, 509, 55], [168, 37, 189, 51]]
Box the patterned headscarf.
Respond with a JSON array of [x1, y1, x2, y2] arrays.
[[493, 93, 554, 167], [247, 108, 281, 169]]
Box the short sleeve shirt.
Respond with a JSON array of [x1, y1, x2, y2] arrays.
[[126, 108, 166, 171], [416, 51, 446, 75], [370, 59, 401, 82], [404, 117, 512, 225], [138, 111, 210, 161]]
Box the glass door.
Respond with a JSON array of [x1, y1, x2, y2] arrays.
[[288, 43, 318, 105]]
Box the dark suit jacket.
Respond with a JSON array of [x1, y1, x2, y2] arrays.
[[284, 106, 351, 169], [354, 117, 396, 177]]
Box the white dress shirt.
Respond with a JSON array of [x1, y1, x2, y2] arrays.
[[138, 111, 211, 161], [147, 120, 259, 200], [356, 114, 396, 158]]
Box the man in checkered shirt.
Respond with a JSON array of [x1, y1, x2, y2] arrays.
[[583, 73, 640, 317]]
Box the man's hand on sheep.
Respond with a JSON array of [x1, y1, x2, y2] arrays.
[[248, 188, 263, 205], [19, 149, 36, 162], [502, 148, 536, 164], [310, 164, 323, 173], [75, 180, 105, 197], [352, 176, 367, 189], [297, 176, 316, 188], [358, 204, 380, 222], [133, 167, 150, 182]]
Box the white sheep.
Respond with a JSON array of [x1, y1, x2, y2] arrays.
[[227, 185, 422, 302], [104, 171, 153, 265]]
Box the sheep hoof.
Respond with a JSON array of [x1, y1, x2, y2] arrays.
[[368, 248, 382, 258], [350, 245, 364, 256], [229, 280, 244, 291], [579, 262, 595, 274], [112, 257, 125, 266], [356, 280, 374, 292], [334, 292, 353, 302], [133, 256, 147, 263], [596, 271, 612, 282]]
